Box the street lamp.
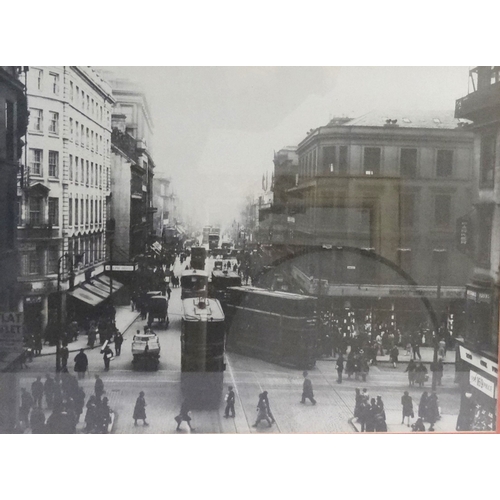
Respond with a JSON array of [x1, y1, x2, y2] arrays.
[[431, 248, 447, 391]]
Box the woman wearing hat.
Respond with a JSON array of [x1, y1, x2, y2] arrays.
[[133, 391, 149, 426]]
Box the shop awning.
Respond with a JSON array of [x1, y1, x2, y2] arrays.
[[67, 275, 124, 307]]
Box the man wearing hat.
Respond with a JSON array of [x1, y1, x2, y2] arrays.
[[301, 371, 316, 405], [224, 386, 235, 418]]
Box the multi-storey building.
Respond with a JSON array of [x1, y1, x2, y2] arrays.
[[0, 67, 28, 432], [106, 75, 156, 267], [265, 112, 475, 331], [455, 66, 500, 429], [17, 66, 114, 337]]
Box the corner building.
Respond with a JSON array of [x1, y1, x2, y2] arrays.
[[17, 66, 114, 338]]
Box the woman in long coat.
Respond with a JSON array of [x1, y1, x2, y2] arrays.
[[426, 392, 440, 431], [405, 359, 417, 386], [73, 349, 88, 379], [418, 391, 429, 420], [415, 363, 428, 387], [401, 391, 413, 426], [133, 391, 148, 426]]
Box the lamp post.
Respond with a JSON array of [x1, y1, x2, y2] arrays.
[[431, 248, 447, 392], [56, 253, 72, 372]]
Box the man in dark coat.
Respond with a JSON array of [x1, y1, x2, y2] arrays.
[[30, 407, 46, 434], [74, 349, 88, 379], [133, 391, 149, 426], [101, 344, 114, 371], [336, 353, 344, 383], [224, 386, 235, 418], [31, 376, 44, 408], [94, 375, 104, 398], [44, 374, 55, 409], [19, 388, 33, 428], [114, 332, 123, 356], [300, 371, 316, 405], [60, 344, 69, 369], [175, 399, 194, 431]]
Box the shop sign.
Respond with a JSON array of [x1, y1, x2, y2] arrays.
[[470, 370, 496, 399], [459, 345, 498, 379], [0, 312, 24, 353], [24, 296, 42, 305], [104, 264, 137, 272]]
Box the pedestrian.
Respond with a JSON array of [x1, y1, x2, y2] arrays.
[[415, 362, 428, 387], [175, 399, 194, 431], [426, 392, 440, 431], [224, 386, 235, 418], [390, 345, 399, 368], [401, 391, 414, 427], [88, 321, 97, 348], [95, 397, 112, 433], [336, 353, 344, 383], [300, 371, 316, 405], [34, 334, 43, 356], [365, 398, 377, 432], [375, 395, 387, 432], [456, 392, 475, 432], [405, 359, 417, 386], [84, 395, 98, 433], [31, 376, 44, 408], [94, 375, 104, 398], [412, 338, 422, 360], [358, 399, 370, 432], [44, 374, 55, 409], [261, 391, 275, 423], [438, 338, 446, 359], [418, 391, 429, 420], [30, 406, 46, 434], [166, 285, 172, 300], [436, 358, 444, 386], [252, 393, 273, 428], [74, 348, 88, 379], [19, 388, 33, 429], [133, 391, 149, 426], [101, 344, 114, 371], [60, 344, 69, 369], [114, 331, 123, 356]]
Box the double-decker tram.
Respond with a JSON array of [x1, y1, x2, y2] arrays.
[[225, 286, 318, 369], [209, 270, 242, 306], [180, 268, 226, 408]]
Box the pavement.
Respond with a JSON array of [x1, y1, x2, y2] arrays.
[[14, 256, 463, 434]]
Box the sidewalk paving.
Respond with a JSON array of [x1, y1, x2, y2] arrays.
[[320, 346, 455, 365], [36, 306, 140, 357]]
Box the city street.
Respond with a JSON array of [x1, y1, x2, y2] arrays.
[[17, 259, 462, 434]]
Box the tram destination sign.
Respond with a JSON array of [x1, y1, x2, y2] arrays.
[[0, 312, 24, 353]]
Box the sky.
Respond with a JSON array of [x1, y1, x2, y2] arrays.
[[101, 66, 472, 230]]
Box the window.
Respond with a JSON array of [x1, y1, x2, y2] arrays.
[[75, 121, 79, 144], [70, 118, 74, 140], [48, 247, 59, 274], [436, 150, 453, 178], [70, 81, 74, 101], [49, 72, 59, 94], [339, 146, 348, 174], [477, 205, 493, 267], [434, 194, 451, 228], [91, 130, 94, 151], [30, 108, 43, 132], [86, 128, 89, 148], [35, 69, 43, 90], [48, 150, 59, 177], [91, 98, 94, 115], [87, 95, 90, 112], [48, 111, 59, 134], [81, 125, 85, 147], [401, 193, 416, 227], [69, 155, 73, 181], [75, 157, 79, 183], [16, 197, 22, 226], [29, 197, 42, 225], [69, 198, 73, 226], [480, 135, 496, 188], [28, 251, 41, 275], [48, 198, 59, 226], [90, 198, 94, 224], [95, 199, 98, 223], [100, 106, 103, 122], [80, 199, 84, 225], [75, 198, 79, 226], [364, 147, 381, 175], [81, 91, 85, 110], [30, 149, 43, 176], [86, 160, 90, 186], [5, 101, 15, 161], [322, 146, 336, 174], [99, 165, 102, 188], [400, 148, 417, 178], [85, 199, 89, 225], [91, 162, 94, 186]]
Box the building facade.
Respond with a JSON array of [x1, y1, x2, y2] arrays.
[[455, 66, 500, 430], [0, 66, 28, 432], [260, 112, 475, 333], [107, 76, 156, 265], [17, 66, 114, 337]]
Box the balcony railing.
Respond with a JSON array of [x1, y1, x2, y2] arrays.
[[111, 127, 139, 162], [19, 218, 58, 239], [455, 79, 500, 121]]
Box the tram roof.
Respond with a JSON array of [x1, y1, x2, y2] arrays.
[[212, 270, 240, 279], [181, 269, 209, 278], [181, 297, 225, 322], [227, 286, 317, 301]]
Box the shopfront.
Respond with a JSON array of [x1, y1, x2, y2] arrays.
[[455, 340, 498, 431]]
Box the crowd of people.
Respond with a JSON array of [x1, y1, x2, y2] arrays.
[[18, 373, 112, 434]]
